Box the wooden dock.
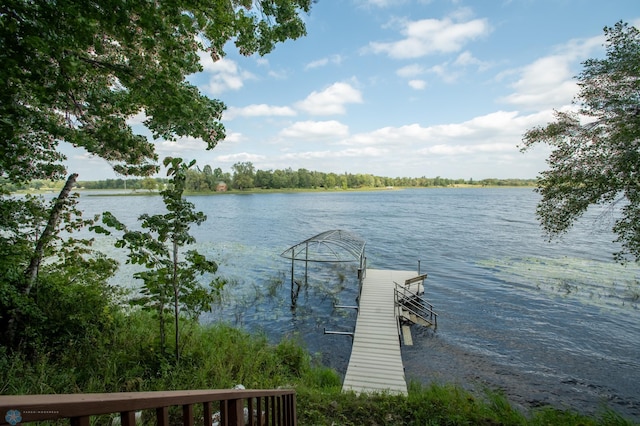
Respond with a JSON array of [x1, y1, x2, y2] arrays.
[[342, 268, 418, 395]]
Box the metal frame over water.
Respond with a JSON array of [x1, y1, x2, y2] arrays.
[[280, 229, 367, 307]]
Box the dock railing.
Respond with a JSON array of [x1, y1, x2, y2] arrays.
[[394, 281, 438, 328], [0, 389, 296, 426]]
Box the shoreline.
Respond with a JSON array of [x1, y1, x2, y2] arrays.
[[63, 184, 537, 197]]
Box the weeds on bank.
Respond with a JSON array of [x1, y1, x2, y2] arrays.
[[296, 382, 634, 426], [0, 310, 635, 426]]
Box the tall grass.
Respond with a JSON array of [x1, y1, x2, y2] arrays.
[[0, 309, 635, 425]]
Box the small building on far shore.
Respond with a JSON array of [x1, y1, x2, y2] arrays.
[[215, 181, 228, 192]]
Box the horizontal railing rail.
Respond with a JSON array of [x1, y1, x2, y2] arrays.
[[394, 282, 438, 328], [0, 389, 296, 426]]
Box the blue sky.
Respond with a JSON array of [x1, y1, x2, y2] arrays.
[[66, 0, 640, 181]]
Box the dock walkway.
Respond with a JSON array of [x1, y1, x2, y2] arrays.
[[342, 268, 417, 395]]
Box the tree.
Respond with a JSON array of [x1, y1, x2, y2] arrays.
[[521, 22, 640, 262], [232, 161, 256, 190], [0, 176, 119, 356], [255, 169, 273, 188], [97, 158, 224, 363], [0, 0, 311, 359], [213, 167, 230, 183], [185, 168, 208, 191], [202, 164, 216, 190], [297, 168, 311, 188], [141, 177, 158, 192], [0, 0, 312, 182]]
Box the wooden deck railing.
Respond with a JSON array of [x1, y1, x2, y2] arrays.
[[0, 389, 296, 426]]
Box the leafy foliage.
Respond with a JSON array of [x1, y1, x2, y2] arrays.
[[0, 0, 311, 181], [0, 0, 312, 394], [522, 22, 640, 262], [2, 310, 631, 424], [0, 184, 119, 357], [231, 161, 256, 190], [95, 158, 225, 362]]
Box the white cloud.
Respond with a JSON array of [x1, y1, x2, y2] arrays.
[[396, 64, 425, 78], [305, 54, 343, 70], [156, 137, 206, 154], [198, 54, 255, 95], [408, 79, 427, 90], [396, 52, 488, 86], [454, 51, 490, 71], [356, 0, 409, 8], [282, 146, 388, 161], [267, 69, 289, 79], [222, 131, 244, 144], [296, 82, 363, 115], [428, 63, 460, 84], [340, 110, 549, 151], [154, 131, 245, 160], [418, 142, 515, 155], [368, 15, 491, 59], [279, 120, 349, 139], [499, 34, 605, 111], [224, 104, 297, 120], [217, 152, 266, 163], [126, 110, 148, 125], [343, 123, 431, 146], [269, 109, 548, 176], [396, 51, 487, 86]]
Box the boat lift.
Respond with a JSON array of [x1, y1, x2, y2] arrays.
[[280, 229, 366, 310]]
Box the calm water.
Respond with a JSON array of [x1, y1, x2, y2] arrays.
[[78, 188, 640, 420]]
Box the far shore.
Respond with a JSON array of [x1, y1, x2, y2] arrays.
[[65, 183, 537, 197], [9, 181, 538, 197]]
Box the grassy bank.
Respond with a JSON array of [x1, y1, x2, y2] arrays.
[[0, 310, 634, 425]]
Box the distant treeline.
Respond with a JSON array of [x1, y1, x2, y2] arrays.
[[4, 162, 537, 193]]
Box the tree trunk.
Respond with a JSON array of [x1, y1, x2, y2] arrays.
[[7, 173, 78, 346], [23, 173, 78, 294], [172, 238, 180, 363], [159, 299, 166, 355]]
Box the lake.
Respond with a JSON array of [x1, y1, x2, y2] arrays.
[[77, 187, 640, 420]]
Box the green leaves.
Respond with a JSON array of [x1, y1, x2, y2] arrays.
[[0, 182, 120, 355], [1, 0, 311, 180], [522, 21, 640, 262], [102, 157, 225, 362]]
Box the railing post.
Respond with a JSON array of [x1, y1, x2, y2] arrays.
[[157, 406, 169, 426], [183, 404, 194, 426], [226, 398, 244, 425], [257, 397, 264, 426], [277, 395, 283, 425], [286, 393, 296, 426], [248, 397, 254, 425], [270, 395, 277, 425], [71, 416, 90, 426], [121, 411, 136, 426], [203, 402, 213, 426]]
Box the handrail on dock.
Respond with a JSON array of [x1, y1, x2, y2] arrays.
[[394, 281, 438, 328], [0, 389, 296, 426]]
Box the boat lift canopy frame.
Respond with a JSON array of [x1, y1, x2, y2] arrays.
[[280, 229, 367, 290], [281, 229, 365, 263]]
